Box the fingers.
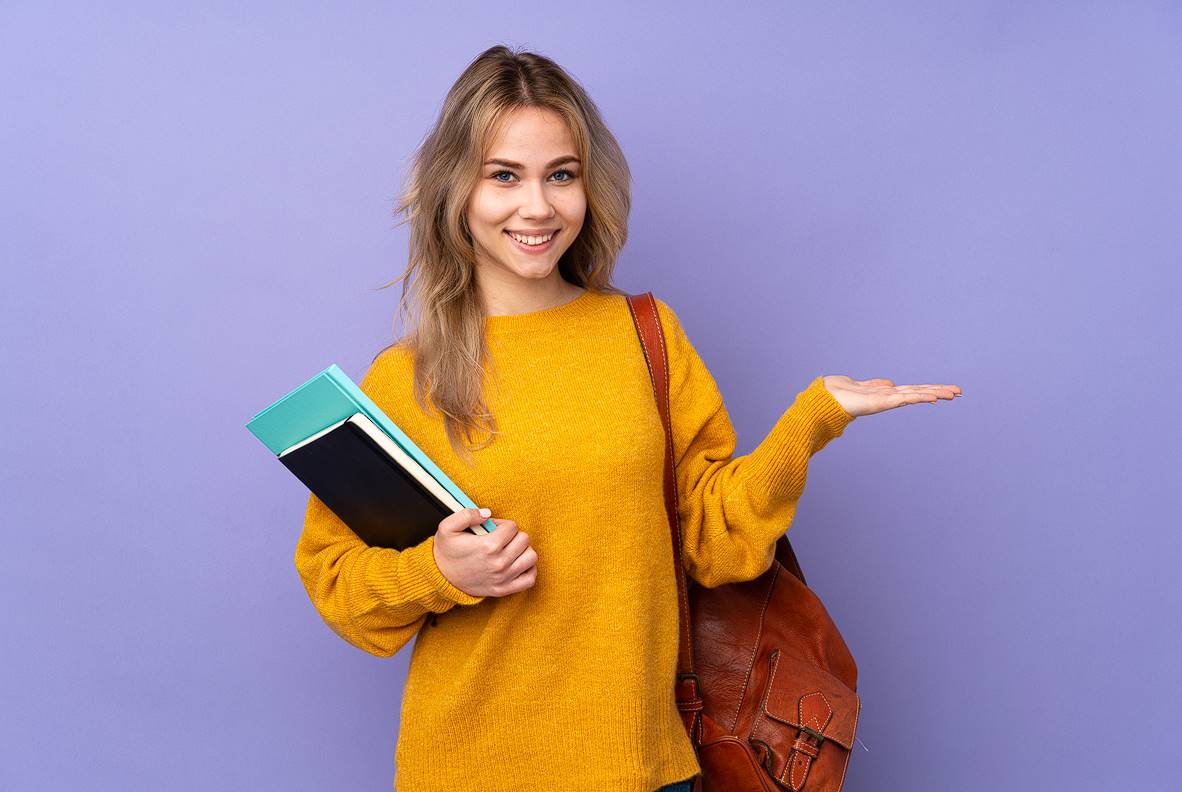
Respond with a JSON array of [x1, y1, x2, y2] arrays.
[[890, 385, 961, 400], [484, 532, 537, 596], [858, 378, 962, 397], [491, 523, 536, 593], [502, 545, 539, 580], [484, 518, 520, 552], [900, 383, 962, 394], [439, 507, 491, 534], [497, 528, 531, 563], [891, 391, 945, 408], [498, 564, 538, 595]]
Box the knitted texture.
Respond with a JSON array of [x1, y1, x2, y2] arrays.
[[293, 288, 854, 792]]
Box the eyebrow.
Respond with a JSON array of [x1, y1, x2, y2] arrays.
[[483, 155, 581, 169]]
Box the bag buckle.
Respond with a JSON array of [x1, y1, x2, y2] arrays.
[[799, 725, 826, 746], [676, 672, 702, 703], [675, 673, 704, 746]]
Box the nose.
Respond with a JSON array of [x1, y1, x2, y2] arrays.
[[517, 178, 556, 221]]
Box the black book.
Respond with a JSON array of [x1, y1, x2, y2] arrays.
[[279, 412, 479, 550]]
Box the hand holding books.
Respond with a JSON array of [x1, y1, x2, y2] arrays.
[[433, 507, 539, 598]]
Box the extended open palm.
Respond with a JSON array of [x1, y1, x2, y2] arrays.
[[821, 376, 963, 419]]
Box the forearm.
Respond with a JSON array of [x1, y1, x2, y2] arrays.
[[681, 376, 853, 587], [294, 495, 484, 657]]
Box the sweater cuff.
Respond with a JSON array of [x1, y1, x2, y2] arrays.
[[741, 375, 854, 494], [365, 536, 486, 612], [806, 374, 856, 435]]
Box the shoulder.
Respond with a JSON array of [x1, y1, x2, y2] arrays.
[[645, 294, 726, 404], [636, 294, 718, 392], [649, 295, 695, 356], [617, 292, 694, 366], [360, 339, 413, 395], [653, 295, 679, 328], [622, 293, 688, 345]]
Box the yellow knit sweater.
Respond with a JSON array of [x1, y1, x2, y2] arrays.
[[294, 288, 854, 792]]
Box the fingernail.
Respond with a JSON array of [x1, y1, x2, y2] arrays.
[[479, 507, 492, 517]]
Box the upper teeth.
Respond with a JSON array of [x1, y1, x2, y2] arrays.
[[508, 231, 554, 245]]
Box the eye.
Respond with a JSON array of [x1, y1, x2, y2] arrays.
[[489, 169, 579, 184]]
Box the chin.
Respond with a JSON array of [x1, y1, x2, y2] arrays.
[[501, 253, 564, 277], [510, 264, 559, 280]]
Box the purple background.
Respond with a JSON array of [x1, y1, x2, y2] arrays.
[[2, 2, 1178, 790]]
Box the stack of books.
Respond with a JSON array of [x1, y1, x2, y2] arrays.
[[246, 363, 495, 550]]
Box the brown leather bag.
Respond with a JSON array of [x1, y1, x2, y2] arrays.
[[626, 292, 861, 792]]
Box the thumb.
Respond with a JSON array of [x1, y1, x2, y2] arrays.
[[439, 507, 492, 534]]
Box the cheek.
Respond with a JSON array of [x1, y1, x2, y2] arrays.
[[558, 191, 588, 225], [466, 187, 504, 229]]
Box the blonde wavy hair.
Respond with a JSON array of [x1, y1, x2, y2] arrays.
[[375, 44, 633, 466]]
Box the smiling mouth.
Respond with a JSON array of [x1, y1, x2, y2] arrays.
[[504, 229, 559, 246]]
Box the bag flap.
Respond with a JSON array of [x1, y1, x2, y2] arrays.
[[759, 647, 861, 750]]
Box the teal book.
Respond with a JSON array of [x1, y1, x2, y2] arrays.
[[246, 363, 497, 539]]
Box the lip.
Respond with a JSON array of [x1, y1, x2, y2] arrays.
[[504, 228, 559, 255]]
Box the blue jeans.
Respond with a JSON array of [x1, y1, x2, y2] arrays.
[[654, 779, 695, 792]]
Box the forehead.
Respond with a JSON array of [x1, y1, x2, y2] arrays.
[[485, 106, 575, 160]]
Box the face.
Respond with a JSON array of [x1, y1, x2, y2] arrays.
[[465, 106, 586, 290]]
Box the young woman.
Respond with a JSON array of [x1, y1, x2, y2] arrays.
[[294, 45, 961, 792]]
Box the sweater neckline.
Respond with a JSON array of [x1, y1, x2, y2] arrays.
[[483, 287, 597, 335]]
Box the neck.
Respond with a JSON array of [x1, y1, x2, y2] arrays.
[[478, 271, 584, 317]]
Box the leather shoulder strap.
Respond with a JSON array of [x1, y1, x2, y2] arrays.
[[625, 292, 695, 680]]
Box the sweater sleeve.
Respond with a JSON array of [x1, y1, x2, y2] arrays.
[[292, 350, 486, 658], [654, 299, 855, 588]]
